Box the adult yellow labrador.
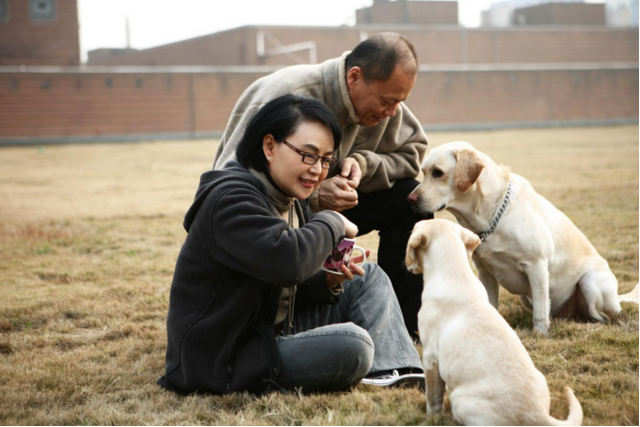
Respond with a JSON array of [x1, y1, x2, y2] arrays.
[[406, 219, 583, 425], [408, 141, 638, 333]]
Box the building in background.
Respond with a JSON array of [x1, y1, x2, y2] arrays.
[[82, 24, 637, 68], [0, 0, 80, 66], [355, 0, 458, 25], [87, 48, 139, 64], [0, 0, 638, 144], [482, 1, 516, 27], [483, 0, 639, 27], [481, 0, 611, 27], [512, 2, 605, 25], [606, 0, 639, 27]]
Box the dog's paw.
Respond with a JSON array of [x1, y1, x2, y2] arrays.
[[533, 320, 550, 334], [427, 402, 444, 414]]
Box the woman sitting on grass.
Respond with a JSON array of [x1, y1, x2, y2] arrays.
[[158, 94, 423, 395]]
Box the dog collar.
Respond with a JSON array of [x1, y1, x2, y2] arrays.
[[478, 181, 512, 243]]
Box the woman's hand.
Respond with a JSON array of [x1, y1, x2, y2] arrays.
[[325, 250, 370, 291], [333, 212, 359, 238]]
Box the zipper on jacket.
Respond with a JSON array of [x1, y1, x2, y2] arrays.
[[252, 286, 284, 393], [255, 319, 282, 381], [225, 306, 257, 392], [225, 335, 243, 391]]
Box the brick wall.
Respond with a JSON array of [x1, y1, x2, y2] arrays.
[[0, 0, 80, 66], [90, 27, 253, 67], [355, 1, 458, 25], [408, 66, 638, 126], [406, 1, 458, 26], [1, 65, 637, 142], [87, 48, 139, 64], [88, 26, 362, 67], [0, 70, 262, 138], [88, 26, 638, 67], [461, 28, 637, 64]]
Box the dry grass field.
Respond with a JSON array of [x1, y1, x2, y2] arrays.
[[0, 125, 637, 425]]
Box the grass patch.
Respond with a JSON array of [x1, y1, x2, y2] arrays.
[[0, 126, 637, 425]]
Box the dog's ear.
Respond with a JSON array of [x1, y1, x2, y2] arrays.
[[405, 226, 429, 274], [498, 164, 511, 181], [453, 148, 485, 193], [460, 227, 481, 262]]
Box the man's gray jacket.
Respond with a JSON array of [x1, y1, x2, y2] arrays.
[[213, 52, 428, 209]]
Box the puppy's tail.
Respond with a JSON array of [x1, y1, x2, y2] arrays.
[[618, 282, 639, 304], [547, 387, 583, 426]]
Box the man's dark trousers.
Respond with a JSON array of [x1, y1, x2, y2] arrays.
[[342, 178, 433, 337]]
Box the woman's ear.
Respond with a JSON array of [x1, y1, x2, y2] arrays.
[[262, 134, 277, 163]]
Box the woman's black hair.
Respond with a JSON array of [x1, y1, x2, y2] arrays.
[[236, 94, 342, 174]]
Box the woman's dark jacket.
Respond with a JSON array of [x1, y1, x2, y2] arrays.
[[157, 161, 345, 395]]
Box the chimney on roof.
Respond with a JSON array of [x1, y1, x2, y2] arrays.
[[125, 16, 131, 49]]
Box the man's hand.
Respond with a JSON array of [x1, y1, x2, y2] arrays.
[[339, 157, 362, 189], [318, 176, 358, 212]]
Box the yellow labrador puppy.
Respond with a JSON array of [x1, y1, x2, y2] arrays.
[[408, 141, 637, 333], [406, 219, 583, 426]]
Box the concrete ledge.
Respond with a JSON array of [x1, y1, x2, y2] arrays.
[[0, 65, 284, 74], [0, 131, 224, 146], [418, 62, 639, 72], [1, 62, 636, 75], [1, 120, 637, 147], [423, 118, 638, 132]]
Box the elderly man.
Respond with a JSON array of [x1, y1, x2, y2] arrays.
[[214, 32, 431, 337]]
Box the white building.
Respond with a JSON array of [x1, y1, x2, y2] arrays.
[[606, 0, 639, 26], [481, 0, 585, 27]]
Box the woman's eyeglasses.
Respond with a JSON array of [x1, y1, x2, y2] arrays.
[[281, 140, 337, 169]]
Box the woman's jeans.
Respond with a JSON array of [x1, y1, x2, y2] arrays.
[[341, 178, 433, 337], [275, 263, 422, 392]]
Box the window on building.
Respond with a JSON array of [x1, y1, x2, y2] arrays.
[[30, 0, 56, 21], [0, 0, 9, 22]]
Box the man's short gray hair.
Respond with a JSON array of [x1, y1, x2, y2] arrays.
[[345, 32, 418, 83]]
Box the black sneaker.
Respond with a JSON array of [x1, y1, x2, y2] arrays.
[[360, 369, 424, 389]]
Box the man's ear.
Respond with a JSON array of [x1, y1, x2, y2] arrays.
[[262, 134, 277, 162], [405, 224, 429, 274], [346, 66, 362, 89], [460, 227, 480, 262], [453, 148, 485, 193]]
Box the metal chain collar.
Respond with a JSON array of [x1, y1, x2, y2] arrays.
[[478, 181, 512, 243]]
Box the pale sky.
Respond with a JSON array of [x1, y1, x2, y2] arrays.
[[77, 0, 604, 63]]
